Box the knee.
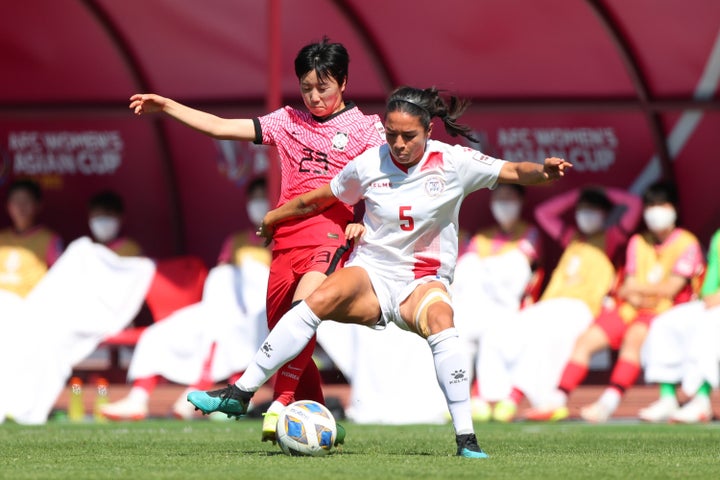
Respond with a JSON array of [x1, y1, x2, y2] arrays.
[[304, 285, 344, 317], [426, 303, 454, 334]]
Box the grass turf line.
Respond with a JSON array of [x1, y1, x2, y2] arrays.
[[0, 420, 719, 479]]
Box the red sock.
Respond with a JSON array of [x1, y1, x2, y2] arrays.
[[509, 387, 525, 404], [471, 379, 481, 398], [558, 362, 588, 394], [294, 361, 325, 404], [273, 335, 324, 406], [608, 358, 641, 392], [133, 375, 159, 394]]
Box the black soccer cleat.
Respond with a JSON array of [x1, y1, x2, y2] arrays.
[[187, 384, 253, 418], [456, 433, 489, 459]]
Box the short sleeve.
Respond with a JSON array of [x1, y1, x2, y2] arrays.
[[451, 145, 505, 194], [330, 160, 363, 206]]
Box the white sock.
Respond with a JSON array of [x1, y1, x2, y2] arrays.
[[428, 328, 473, 435], [267, 400, 286, 414], [127, 386, 150, 404], [236, 300, 322, 392], [598, 388, 621, 413]]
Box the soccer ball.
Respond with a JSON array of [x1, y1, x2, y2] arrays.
[[276, 400, 337, 456]]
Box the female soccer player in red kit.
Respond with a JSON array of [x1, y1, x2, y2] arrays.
[[129, 37, 384, 442]]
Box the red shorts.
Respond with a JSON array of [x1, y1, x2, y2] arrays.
[[594, 305, 656, 350], [265, 244, 350, 328]]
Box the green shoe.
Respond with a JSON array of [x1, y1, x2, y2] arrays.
[[261, 411, 280, 444], [187, 384, 252, 418], [335, 423, 346, 446]]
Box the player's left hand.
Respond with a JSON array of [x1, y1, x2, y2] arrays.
[[543, 157, 573, 179], [256, 220, 274, 246], [345, 223, 366, 241]]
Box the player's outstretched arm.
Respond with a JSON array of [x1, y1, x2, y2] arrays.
[[257, 184, 339, 239], [499, 157, 572, 185], [129, 93, 256, 141]]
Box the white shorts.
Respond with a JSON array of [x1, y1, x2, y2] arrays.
[[346, 256, 450, 331]]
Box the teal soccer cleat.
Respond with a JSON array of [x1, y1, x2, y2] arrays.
[[455, 433, 489, 459], [187, 384, 253, 418]]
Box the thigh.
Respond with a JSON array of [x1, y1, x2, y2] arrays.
[[305, 266, 381, 327]]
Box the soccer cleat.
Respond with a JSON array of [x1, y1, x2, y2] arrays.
[[261, 411, 280, 443], [491, 399, 517, 423], [455, 433, 489, 459], [471, 398, 492, 422], [670, 395, 712, 424], [334, 423, 346, 446], [638, 396, 679, 423], [524, 405, 569, 422], [186, 384, 253, 418], [100, 396, 148, 421], [579, 401, 612, 423]]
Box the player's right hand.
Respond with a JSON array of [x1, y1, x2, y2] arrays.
[[129, 93, 165, 115]]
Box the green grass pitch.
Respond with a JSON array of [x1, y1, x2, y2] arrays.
[[1, 419, 718, 479]]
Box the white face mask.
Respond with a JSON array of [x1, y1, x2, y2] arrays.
[[490, 200, 521, 227], [89, 216, 121, 243], [644, 206, 676, 233], [575, 208, 605, 235], [247, 198, 269, 225]]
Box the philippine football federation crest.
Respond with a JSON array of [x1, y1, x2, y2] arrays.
[[424, 175, 445, 197], [331, 131, 349, 151]]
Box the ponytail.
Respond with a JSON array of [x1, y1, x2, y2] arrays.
[[385, 86, 477, 142]]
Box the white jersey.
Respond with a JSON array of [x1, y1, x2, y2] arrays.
[[330, 139, 505, 284]]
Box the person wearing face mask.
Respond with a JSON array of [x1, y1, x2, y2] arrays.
[[477, 186, 642, 422], [128, 37, 384, 443], [451, 183, 542, 421], [87, 190, 142, 256], [0, 178, 64, 298], [527, 181, 704, 423], [101, 177, 273, 421]]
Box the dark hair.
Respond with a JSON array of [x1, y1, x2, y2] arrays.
[[88, 190, 124, 214], [643, 180, 678, 207], [7, 178, 42, 202], [385, 86, 477, 142], [246, 177, 267, 197], [577, 187, 614, 212], [294, 36, 349, 85]]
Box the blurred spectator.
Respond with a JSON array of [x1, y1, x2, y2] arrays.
[[639, 227, 720, 423], [101, 178, 271, 420], [526, 181, 704, 423], [87, 190, 142, 256], [478, 185, 641, 422], [450, 183, 542, 420], [0, 178, 63, 298]]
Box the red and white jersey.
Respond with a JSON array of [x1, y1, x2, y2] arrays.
[[256, 102, 385, 249], [331, 139, 506, 283]]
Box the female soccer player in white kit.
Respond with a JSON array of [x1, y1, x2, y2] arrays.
[[188, 86, 572, 458]]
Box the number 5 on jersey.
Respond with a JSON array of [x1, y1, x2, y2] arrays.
[[399, 206, 414, 231]]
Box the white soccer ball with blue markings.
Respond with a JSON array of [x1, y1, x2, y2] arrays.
[[276, 400, 337, 456]]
